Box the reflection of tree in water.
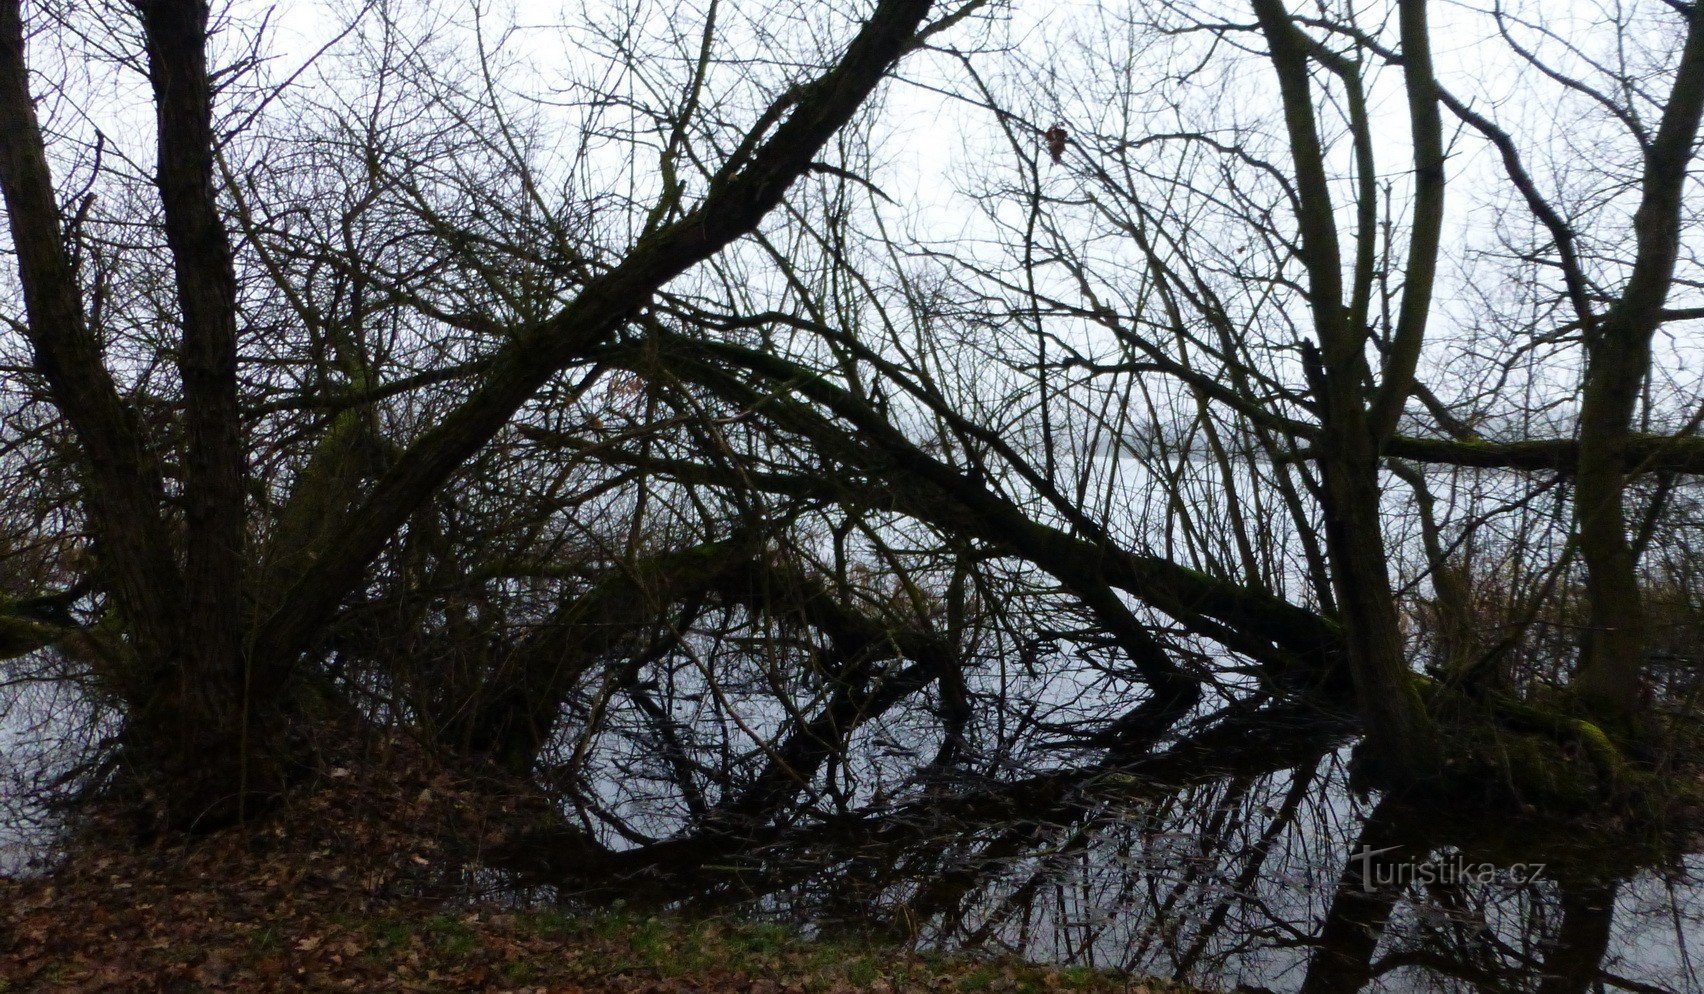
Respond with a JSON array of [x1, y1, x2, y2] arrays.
[[712, 756, 1697, 993], [3, 1, 1704, 992]]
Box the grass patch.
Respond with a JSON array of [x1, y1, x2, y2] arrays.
[[491, 910, 1202, 994], [422, 914, 481, 957], [846, 956, 883, 986], [363, 916, 414, 953], [6, 872, 1208, 992]]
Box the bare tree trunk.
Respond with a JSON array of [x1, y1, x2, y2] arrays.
[[135, 0, 277, 820], [1572, 6, 1704, 721], [1252, 0, 1439, 781], [3, 0, 944, 825], [0, 1, 262, 821], [0, 0, 184, 678]]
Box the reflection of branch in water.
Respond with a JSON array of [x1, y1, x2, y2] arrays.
[[1171, 755, 1322, 979], [955, 821, 1074, 949], [1406, 872, 1526, 986], [1364, 876, 1627, 993], [496, 698, 1354, 907], [1130, 773, 1258, 966], [1300, 797, 1411, 994]]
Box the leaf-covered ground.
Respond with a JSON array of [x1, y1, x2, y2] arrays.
[[3, 892, 1200, 993], [0, 745, 1204, 993]]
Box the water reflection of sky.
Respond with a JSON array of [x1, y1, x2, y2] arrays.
[[733, 751, 1704, 993], [7, 671, 1703, 991]]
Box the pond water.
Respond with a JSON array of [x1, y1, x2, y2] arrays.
[[5, 687, 1703, 991], [812, 779, 1693, 991], [5, 459, 1701, 990], [636, 744, 1704, 994]]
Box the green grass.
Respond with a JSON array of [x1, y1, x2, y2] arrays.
[[846, 957, 883, 986], [246, 924, 283, 955], [423, 914, 481, 957], [488, 910, 1199, 993], [363, 917, 414, 952], [145, 903, 1208, 993]]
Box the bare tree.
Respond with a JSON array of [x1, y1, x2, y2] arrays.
[[0, 0, 957, 825]]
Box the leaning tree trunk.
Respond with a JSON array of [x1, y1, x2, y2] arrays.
[[3, 0, 944, 827]]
